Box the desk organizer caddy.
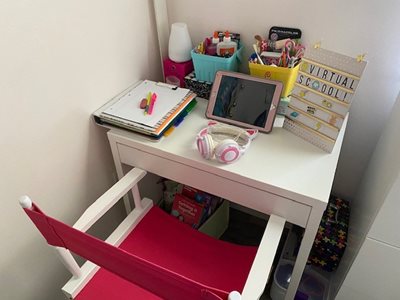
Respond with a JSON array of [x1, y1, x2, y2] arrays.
[[283, 47, 367, 152], [191, 45, 244, 82], [249, 63, 300, 97]]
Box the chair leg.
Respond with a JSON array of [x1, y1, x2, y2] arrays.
[[54, 247, 81, 278], [241, 214, 286, 300]]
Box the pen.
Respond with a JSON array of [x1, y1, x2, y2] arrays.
[[148, 92, 157, 115]]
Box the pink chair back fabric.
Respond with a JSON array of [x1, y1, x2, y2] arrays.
[[24, 204, 227, 300], [23, 204, 257, 300]]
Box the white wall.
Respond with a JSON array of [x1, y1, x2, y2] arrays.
[[166, 0, 400, 201], [0, 1, 162, 299], [331, 92, 400, 298]]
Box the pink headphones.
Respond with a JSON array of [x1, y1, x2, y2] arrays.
[[196, 121, 258, 164]]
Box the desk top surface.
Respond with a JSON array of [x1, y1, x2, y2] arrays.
[[108, 98, 347, 207]]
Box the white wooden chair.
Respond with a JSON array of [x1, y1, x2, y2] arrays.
[[20, 167, 285, 300]]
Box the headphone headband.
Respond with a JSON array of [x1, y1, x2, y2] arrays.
[[196, 122, 258, 163]]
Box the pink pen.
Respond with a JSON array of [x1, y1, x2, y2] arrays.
[[148, 92, 157, 115]]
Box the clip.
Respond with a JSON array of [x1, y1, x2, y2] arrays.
[[313, 41, 322, 49], [356, 53, 366, 62]]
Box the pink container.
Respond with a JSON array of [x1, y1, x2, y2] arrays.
[[163, 58, 194, 87]]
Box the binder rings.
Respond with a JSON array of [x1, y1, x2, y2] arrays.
[[93, 80, 197, 138]]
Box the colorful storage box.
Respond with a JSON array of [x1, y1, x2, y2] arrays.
[[184, 71, 213, 99], [249, 62, 300, 97], [191, 46, 244, 82], [308, 195, 350, 272]]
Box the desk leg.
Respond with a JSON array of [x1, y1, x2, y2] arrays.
[[108, 137, 132, 214], [284, 207, 324, 300]]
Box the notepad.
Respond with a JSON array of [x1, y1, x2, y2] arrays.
[[93, 80, 197, 138]]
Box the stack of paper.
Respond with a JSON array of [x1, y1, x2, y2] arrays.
[[93, 80, 197, 138]]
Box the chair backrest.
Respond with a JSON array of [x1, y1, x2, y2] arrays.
[[22, 202, 228, 300]]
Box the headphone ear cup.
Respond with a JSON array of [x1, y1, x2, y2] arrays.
[[214, 139, 241, 164], [196, 134, 215, 160]]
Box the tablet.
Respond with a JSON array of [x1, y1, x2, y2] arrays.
[[206, 71, 283, 133]]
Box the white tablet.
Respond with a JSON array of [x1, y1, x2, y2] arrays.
[[206, 71, 283, 133]]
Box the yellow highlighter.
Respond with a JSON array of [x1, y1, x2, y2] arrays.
[[144, 92, 152, 115], [163, 126, 175, 137]]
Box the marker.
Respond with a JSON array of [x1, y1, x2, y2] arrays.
[[162, 100, 198, 137], [163, 126, 175, 137], [148, 92, 157, 115], [144, 92, 152, 115]]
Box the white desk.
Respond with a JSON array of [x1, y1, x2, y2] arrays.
[[106, 98, 347, 300]]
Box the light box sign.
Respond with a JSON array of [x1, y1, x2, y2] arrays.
[[291, 85, 349, 117], [299, 60, 360, 91], [284, 47, 367, 152], [296, 73, 353, 103]]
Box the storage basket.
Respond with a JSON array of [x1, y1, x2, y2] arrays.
[[249, 62, 299, 97], [308, 195, 350, 272], [191, 46, 243, 82]]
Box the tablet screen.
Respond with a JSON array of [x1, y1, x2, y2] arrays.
[[206, 71, 283, 132]]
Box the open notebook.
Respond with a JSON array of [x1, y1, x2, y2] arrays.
[[93, 80, 197, 138]]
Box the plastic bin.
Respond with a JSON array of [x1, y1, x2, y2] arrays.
[[249, 62, 300, 97], [270, 259, 328, 300], [191, 46, 243, 82]]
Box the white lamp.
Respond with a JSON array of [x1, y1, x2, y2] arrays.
[[168, 23, 192, 63]]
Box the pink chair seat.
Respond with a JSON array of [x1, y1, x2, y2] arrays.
[[20, 167, 285, 300], [75, 206, 257, 299], [75, 268, 162, 300]]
